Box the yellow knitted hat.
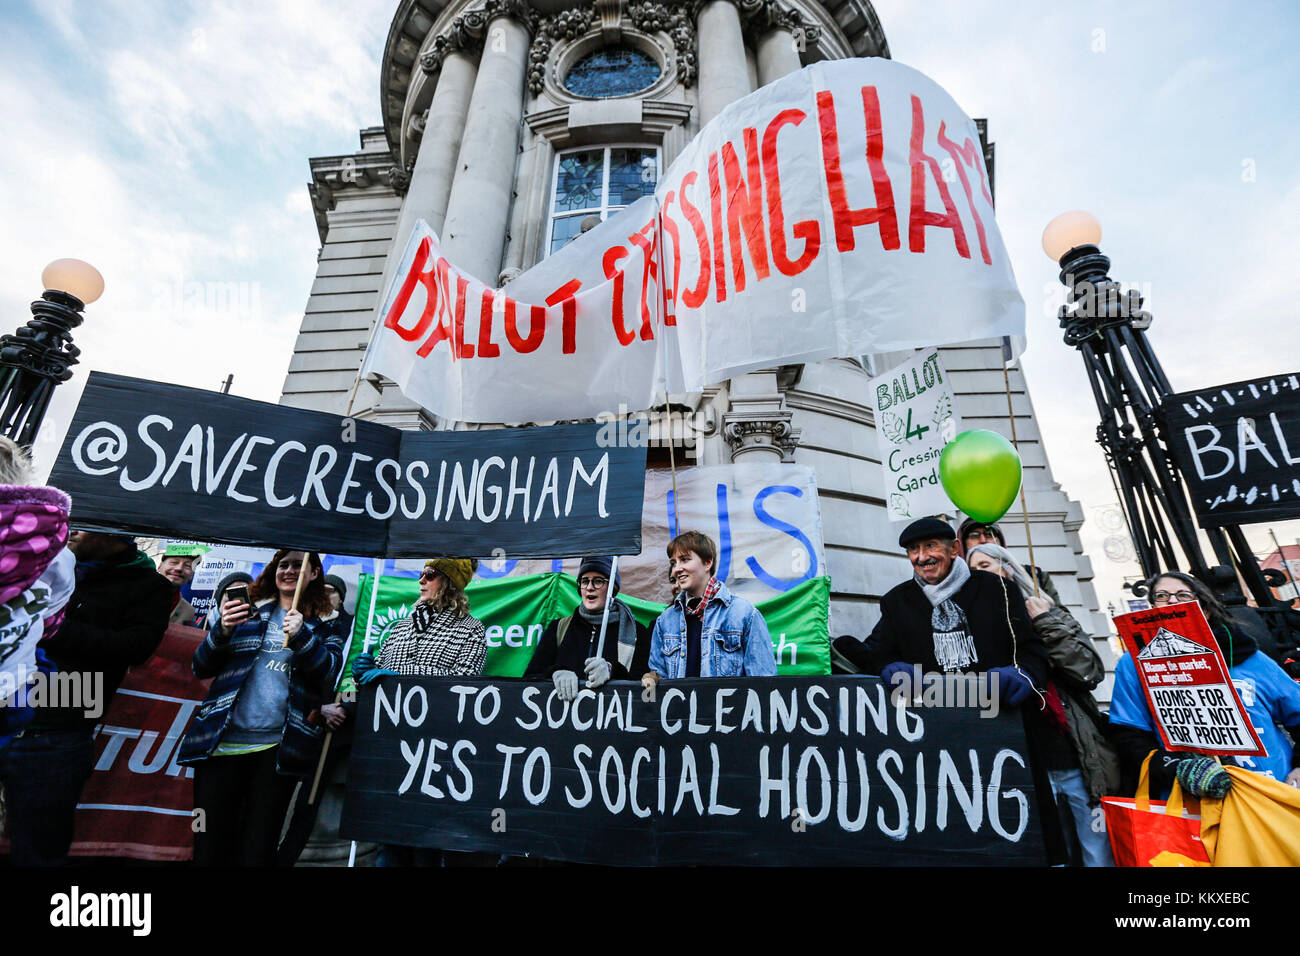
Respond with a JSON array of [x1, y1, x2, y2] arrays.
[[424, 557, 477, 592]]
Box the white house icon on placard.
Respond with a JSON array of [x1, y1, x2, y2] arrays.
[[1138, 627, 1211, 659]]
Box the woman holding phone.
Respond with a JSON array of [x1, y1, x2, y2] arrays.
[[178, 549, 343, 866]]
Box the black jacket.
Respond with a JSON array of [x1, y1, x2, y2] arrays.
[[861, 569, 1049, 688], [33, 547, 173, 732], [523, 609, 652, 682]]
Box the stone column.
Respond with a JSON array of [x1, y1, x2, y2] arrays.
[[755, 26, 801, 86], [722, 370, 799, 462], [415, 50, 480, 238], [695, 0, 752, 126], [440, 3, 533, 284], [373, 48, 478, 309]]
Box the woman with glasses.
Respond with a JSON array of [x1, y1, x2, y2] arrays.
[[1108, 570, 1300, 800], [179, 549, 343, 866], [523, 557, 651, 701], [351, 557, 484, 867], [352, 558, 485, 683]]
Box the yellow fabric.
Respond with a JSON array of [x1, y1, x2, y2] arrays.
[[1200, 766, 1300, 866]]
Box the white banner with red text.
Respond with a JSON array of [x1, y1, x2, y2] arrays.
[[360, 57, 1024, 424]]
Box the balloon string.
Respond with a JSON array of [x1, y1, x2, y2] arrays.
[[1000, 357, 1039, 597]]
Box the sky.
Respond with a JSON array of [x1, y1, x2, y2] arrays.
[[2, 0, 1298, 616]]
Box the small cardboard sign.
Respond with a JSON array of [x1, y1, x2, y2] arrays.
[[1114, 603, 1266, 757]]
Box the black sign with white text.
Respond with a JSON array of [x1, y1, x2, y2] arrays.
[[340, 676, 1045, 866], [1158, 372, 1300, 527], [49, 372, 645, 557]]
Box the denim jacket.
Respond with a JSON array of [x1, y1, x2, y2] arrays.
[[648, 580, 777, 679]]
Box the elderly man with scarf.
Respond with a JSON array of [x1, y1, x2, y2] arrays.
[[524, 557, 651, 700], [850, 518, 1049, 700], [838, 518, 1071, 861]]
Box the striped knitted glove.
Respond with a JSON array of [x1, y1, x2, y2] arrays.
[[1176, 756, 1232, 799]]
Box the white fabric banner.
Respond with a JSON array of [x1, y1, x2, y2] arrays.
[[485, 463, 825, 605], [866, 348, 960, 522], [360, 57, 1023, 423]]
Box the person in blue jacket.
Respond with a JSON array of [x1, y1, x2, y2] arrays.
[[1109, 570, 1300, 799], [642, 531, 776, 690]]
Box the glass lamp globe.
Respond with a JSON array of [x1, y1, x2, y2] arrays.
[[1041, 211, 1102, 262], [41, 258, 104, 305]]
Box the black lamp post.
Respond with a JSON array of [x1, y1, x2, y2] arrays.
[[1041, 211, 1283, 615], [0, 258, 102, 447]]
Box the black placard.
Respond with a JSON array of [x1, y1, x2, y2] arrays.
[[48, 372, 645, 557], [340, 676, 1045, 866], [1158, 373, 1300, 527]]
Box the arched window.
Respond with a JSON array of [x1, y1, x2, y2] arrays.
[[546, 145, 659, 255], [563, 47, 662, 98]]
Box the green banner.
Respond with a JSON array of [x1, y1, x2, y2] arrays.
[[340, 573, 831, 692]]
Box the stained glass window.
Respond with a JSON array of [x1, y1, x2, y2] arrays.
[[564, 47, 661, 98], [547, 146, 659, 256]]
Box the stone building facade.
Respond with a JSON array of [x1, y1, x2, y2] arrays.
[[280, 0, 1111, 656]]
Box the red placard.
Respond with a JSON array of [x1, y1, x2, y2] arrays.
[[69, 623, 211, 861], [1114, 603, 1266, 758]]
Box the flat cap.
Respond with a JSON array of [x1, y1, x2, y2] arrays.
[[898, 517, 957, 549]]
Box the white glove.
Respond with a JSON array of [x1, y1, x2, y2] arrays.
[[584, 656, 612, 689], [553, 669, 579, 700]]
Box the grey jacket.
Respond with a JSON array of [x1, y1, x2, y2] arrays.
[[1031, 605, 1122, 805]]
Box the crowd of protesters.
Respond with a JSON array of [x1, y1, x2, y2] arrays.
[[2, 428, 1298, 868]]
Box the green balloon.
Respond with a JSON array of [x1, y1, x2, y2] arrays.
[[939, 429, 1022, 524]]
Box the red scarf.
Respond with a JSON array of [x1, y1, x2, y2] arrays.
[[686, 577, 720, 618]]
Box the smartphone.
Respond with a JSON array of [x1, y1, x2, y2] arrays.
[[225, 584, 252, 610]]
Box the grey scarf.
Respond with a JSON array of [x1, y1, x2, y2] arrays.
[[577, 597, 639, 671], [916, 557, 978, 672]]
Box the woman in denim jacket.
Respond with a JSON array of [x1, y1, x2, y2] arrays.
[[643, 531, 777, 688]]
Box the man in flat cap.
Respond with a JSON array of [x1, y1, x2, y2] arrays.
[[838, 517, 1048, 707]]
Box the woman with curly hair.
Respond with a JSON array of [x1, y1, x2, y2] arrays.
[[351, 557, 484, 866], [179, 549, 343, 866], [352, 557, 485, 682]]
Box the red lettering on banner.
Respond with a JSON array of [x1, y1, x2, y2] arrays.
[[679, 173, 712, 308], [452, 274, 472, 358], [627, 221, 658, 340], [547, 279, 582, 355], [603, 245, 634, 346], [415, 258, 456, 358], [504, 299, 546, 354], [477, 288, 501, 358], [818, 86, 900, 253], [908, 95, 970, 258], [420, 272, 468, 358], [659, 196, 679, 325], [384, 237, 437, 341], [762, 109, 820, 276], [936, 121, 993, 265], [707, 152, 727, 303], [721, 128, 770, 292]]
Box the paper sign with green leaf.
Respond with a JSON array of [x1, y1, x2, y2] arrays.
[[867, 349, 960, 522]]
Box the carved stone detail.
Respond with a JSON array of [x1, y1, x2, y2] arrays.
[[596, 0, 624, 42], [419, 11, 489, 74], [527, 6, 596, 94], [628, 0, 697, 87], [722, 411, 800, 462], [386, 162, 413, 196]]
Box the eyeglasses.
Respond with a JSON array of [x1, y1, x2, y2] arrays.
[[1150, 590, 1197, 605], [578, 577, 609, 590], [419, 570, 442, 582]]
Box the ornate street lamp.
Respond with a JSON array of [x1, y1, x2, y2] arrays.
[[0, 258, 103, 447], [1042, 212, 1289, 622]]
